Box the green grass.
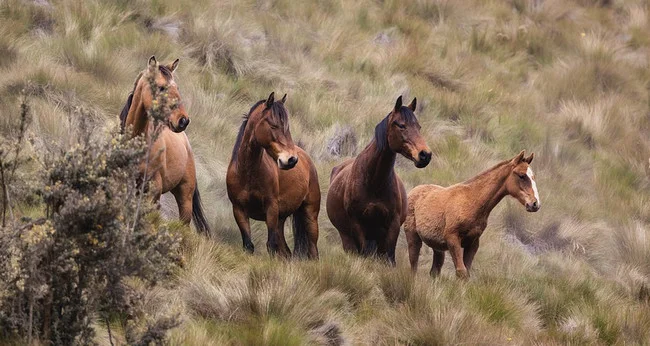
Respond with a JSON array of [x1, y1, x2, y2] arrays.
[[1, 0, 650, 344]]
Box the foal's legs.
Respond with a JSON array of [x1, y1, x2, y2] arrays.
[[447, 235, 469, 280], [405, 230, 422, 272], [431, 251, 445, 277], [463, 238, 480, 273], [233, 206, 255, 253]]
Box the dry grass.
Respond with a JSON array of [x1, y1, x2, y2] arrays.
[[1, 0, 650, 344]]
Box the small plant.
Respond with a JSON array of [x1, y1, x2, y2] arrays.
[[0, 80, 182, 345]]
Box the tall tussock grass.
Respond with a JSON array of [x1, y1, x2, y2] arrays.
[[1, 0, 649, 344]]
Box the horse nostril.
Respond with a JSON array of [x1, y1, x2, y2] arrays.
[[179, 117, 189, 129], [288, 156, 298, 166], [419, 151, 431, 162]]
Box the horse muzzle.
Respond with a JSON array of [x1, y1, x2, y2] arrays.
[[278, 153, 298, 170], [525, 200, 540, 212], [414, 150, 432, 168], [171, 116, 190, 132]]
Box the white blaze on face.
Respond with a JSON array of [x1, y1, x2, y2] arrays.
[[527, 167, 540, 204]]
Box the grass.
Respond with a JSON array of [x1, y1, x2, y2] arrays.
[[1, 0, 650, 344]]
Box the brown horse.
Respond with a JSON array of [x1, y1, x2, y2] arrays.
[[226, 92, 320, 259], [326, 96, 432, 264], [404, 151, 540, 279], [119, 56, 210, 233]]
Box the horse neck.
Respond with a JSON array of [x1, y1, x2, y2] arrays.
[[126, 85, 150, 137], [354, 140, 396, 187], [466, 162, 512, 219]]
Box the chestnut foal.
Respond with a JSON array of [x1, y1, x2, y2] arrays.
[[404, 151, 540, 279]]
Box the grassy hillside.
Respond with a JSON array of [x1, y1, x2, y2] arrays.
[[1, 0, 650, 344]]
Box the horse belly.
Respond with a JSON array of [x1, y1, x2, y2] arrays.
[[415, 208, 447, 250]]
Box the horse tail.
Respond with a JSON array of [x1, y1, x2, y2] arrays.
[[192, 187, 211, 235], [292, 210, 310, 259]]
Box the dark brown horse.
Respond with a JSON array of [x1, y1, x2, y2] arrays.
[[404, 151, 540, 279], [119, 56, 210, 233], [226, 92, 320, 259], [326, 96, 432, 264]]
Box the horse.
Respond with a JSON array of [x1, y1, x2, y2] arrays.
[[326, 96, 432, 265], [226, 92, 321, 259], [119, 55, 210, 234], [404, 150, 540, 279]]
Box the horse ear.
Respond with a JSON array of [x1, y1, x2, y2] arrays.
[[408, 97, 417, 112], [512, 150, 526, 163], [168, 58, 179, 73], [281, 93, 287, 104], [266, 92, 275, 109], [524, 152, 534, 164], [394, 95, 403, 112], [148, 55, 157, 68]]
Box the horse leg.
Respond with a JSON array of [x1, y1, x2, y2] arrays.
[[171, 181, 194, 225], [277, 216, 292, 257], [431, 251, 445, 277], [447, 235, 469, 280], [380, 221, 401, 266], [149, 172, 163, 205], [265, 203, 290, 259], [232, 206, 254, 253], [463, 238, 480, 274], [405, 230, 422, 273], [339, 231, 358, 254]]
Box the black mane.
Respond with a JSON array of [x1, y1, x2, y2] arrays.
[[119, 92, 134, 133], [231, 100, 289, 162], [374, 106, 418, 152]]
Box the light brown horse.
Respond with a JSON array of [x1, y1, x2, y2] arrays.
[[326, 96, 432, 264], [226, 92, 320, 259], [404, 151, 540, 279], [119, 56, 210, 233]]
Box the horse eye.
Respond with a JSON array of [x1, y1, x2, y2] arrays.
[[270, 124, 279, 129], [394, 122, 406, 129], [158, 86, 165, 93], [519, 174, 526, 180]]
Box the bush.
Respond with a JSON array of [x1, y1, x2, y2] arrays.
[[0, 93, 182, 344]]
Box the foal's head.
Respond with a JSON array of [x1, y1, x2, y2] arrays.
[[248, 92, 298, 170], [139, 56, 189, 132], [377, 96, 432, 168], [505, 151, 541, 212]]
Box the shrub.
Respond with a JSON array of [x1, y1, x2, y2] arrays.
[[0, 80, 182, 345]]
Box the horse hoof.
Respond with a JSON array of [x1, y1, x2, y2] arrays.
[[244, 242, 255, 254], [456, 270, 470, 280]]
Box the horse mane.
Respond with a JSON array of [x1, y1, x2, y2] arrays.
[[463, 159, 512, 184], [119, 71, 143, 133], [231, 99, 290, 162], [374, 106, 418, 152], [119, 65, 173, 132]]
